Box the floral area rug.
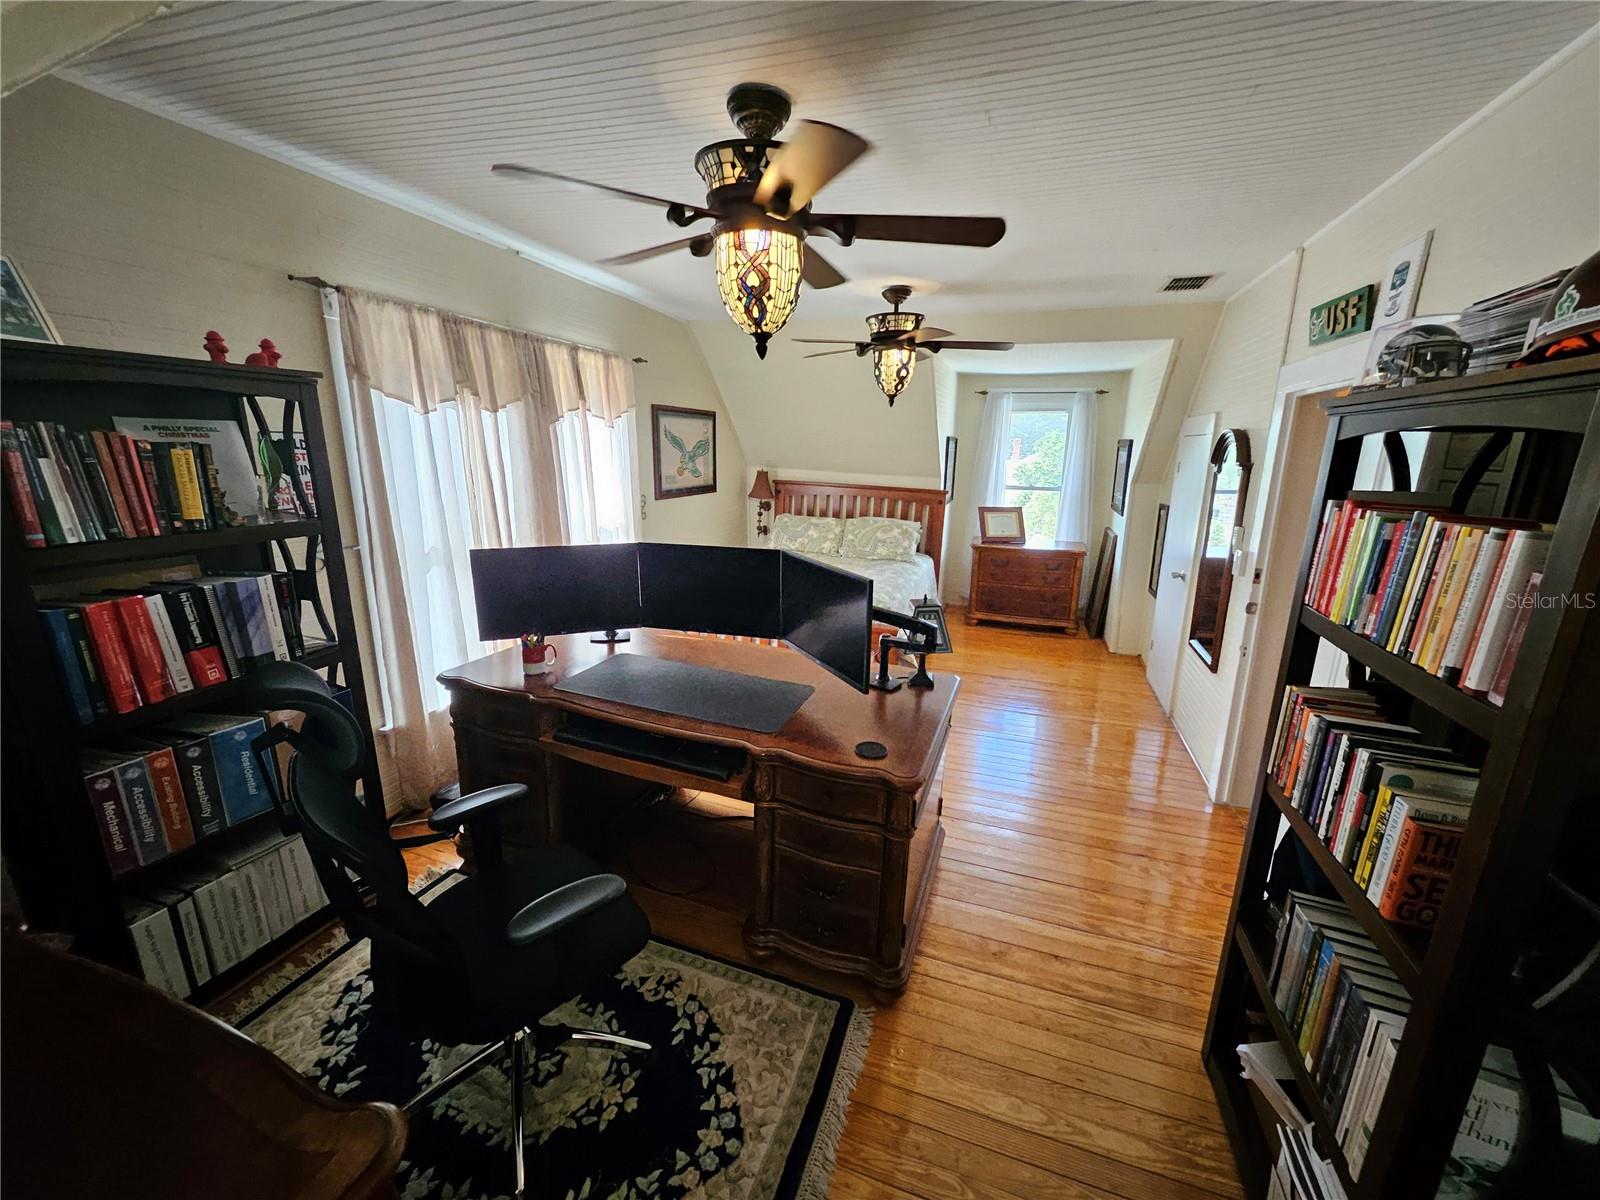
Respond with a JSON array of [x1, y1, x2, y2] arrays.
[[228, 873, 872, 1200]]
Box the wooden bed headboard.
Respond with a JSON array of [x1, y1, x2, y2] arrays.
[[772, 479, 950, 580]]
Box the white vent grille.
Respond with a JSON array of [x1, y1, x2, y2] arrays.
[[1163, 275, 1214, 292]]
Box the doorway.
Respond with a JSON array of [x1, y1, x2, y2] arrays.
[[1146, 414, 1216, 711]]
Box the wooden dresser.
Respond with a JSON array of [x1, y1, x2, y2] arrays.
[[967, 536, 1087, 633]]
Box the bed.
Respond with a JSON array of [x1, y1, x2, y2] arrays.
[[772, 479, 948, 618]]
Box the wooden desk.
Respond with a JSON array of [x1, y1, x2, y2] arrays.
[[438, 632, 958, 1001], [967, 536, 1088, 633]]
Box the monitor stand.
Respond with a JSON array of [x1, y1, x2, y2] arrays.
[[590, 628, 631, 644]]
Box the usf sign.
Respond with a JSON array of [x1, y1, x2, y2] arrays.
[[1310, 284, 1376, 345]]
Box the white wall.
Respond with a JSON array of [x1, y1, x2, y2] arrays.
[[1, 76, 749, 809], [1160, 31, 1600, 797], [1103, 343, 1178, 655], [944, 372, 1128, 606]]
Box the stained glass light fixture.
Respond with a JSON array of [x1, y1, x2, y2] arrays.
[[866, 304, 923, 403], [714, 226, 803, 360]]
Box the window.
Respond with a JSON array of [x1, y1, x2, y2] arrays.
[[1001, 400, 1072, 537]]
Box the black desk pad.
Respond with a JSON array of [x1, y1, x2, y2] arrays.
[[554, 653, 815, 734]]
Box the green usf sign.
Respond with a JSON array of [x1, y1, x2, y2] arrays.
[[1309, 284, 1376, 345]]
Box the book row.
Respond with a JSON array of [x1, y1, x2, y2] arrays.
[[1267, 891, 1410, 1179], [82, 713, 275, 875], [124, 829, 328, 998], [1271, 685, 1476, 930], [1303, 499, 1551, 706], [41, 571, 307, 722], [1266, 1125, 1344, 1200], [2, 419, 248, 547]]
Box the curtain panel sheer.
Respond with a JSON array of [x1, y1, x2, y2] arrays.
[[335, 288, 636, 806]]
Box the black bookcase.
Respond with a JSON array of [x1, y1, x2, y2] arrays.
[[1202, 359, 1600, 1198], [1, 342, 382, 1000]]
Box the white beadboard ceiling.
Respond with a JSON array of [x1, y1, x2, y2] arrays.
[[63, 1, 1595, 318]]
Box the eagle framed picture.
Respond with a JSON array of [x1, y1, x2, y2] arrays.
[[652, 404, 717, 500]]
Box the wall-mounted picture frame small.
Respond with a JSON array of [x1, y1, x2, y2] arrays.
[[1110, 438, 1133, 515], [978, 505, 1025, 543], [911, 596, 952, 654], [1149, 502, 1170, 598], [652, 404, 717, 500], [0, 256, 60, 343], [942, 435, 958, 501]]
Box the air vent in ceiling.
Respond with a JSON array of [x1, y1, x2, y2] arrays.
[[1163, 274, 1214, 292]]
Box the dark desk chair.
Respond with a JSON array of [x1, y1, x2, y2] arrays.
[[251, 663, 652, 1198]]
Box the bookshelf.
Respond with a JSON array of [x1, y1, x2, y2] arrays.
[[1, 342, 383, 1003], [1202, 359, 1600, 1198]]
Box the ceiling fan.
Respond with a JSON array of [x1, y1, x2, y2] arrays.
[[795, 285, 1015, 404], [492, 83, 1006, 359]]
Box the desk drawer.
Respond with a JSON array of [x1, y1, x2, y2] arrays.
[[775, 811, 884, 870], [772, 850, 878, 955], [773, 769, 886, 824], [974, 582, 1074, 619], [979, 552, 1074, 586]]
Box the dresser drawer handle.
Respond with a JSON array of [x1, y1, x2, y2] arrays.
[[804, 878, 846, 901], [800, 907, 840, 938]]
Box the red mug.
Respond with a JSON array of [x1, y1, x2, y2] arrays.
[[521, 635, 558, 676]]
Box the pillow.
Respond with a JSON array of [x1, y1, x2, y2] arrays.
[[771, 513, 845, 555], [839, 515, 920, 562]]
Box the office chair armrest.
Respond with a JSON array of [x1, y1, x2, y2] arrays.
[[427, 782, 528, 833], [505, 874, 627, 946]]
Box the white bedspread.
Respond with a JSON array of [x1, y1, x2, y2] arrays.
[[800, 551, 939, 618]]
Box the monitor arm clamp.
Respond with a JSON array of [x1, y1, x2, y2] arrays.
[[870, 607, 939, 693]]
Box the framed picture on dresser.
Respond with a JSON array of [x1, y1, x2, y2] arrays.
[[978, 505, 1026, 543], [652, 404, 717, 499]]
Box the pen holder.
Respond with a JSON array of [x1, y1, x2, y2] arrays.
[[521, 635, 557, 676]]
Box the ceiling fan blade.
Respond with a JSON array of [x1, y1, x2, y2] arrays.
[[907, 326, 954, 343], [491, 164, 712, 221], [924, 340, 1016, 352], [801, 245, 847, 289], [754, 121, 869, 218], [915, 349, 934, 361], [600, 235, 711, 266], [803, 347, 864, 359], [792, 338, 863, 344], [807, 213, 1006, 247]]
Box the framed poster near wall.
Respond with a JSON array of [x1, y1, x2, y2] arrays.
[[1111, 438, 1133, 515], [651, 404, 717, 499], [1149, 502, 1169, 598]]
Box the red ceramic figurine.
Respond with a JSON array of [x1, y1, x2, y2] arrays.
[[203, 331, 229, 363], [244, 338, 282, 367]]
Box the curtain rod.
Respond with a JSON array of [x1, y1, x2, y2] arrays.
[[976, 388, 1109, 395], [287, 274, 648, 363]]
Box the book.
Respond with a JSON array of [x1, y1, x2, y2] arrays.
[[134, 439, 171, 534], [1438, 528, 1506, 684], [122, 899, 190, 997], [113, 415, 264, 520], [160, 714, 271, 824], [1377, 818, 1464, 928], [142, 727, 228, 837], [42, 423, 102, 541], [148, 442, 186, 533], [169, 444, 210, 527], [166, 868, 243, 976], [109, 432, 156, 537], [1487, 572, 1541, 707], [66, 598, 141, 713], [80, 751, 140, 875], [104, 737, 196, 854], [137, 885, 213, 991], [1463, 532, 1550, 697], [271, 572, 304, 658], [70, 430, 123, 538], [29, 422, 85, 542], [190, 580, 241, 678], [147, 584, 229, 687], [107, 593, 175, 704], [271, 430, 316, 516], [1, 420, 46, 547], [140, 593, 195, 694], [13, 424, 66, 544], [89, 430, 139, 540], [41, 608, 95, 724]]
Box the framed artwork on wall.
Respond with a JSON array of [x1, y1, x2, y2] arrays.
[[1149, 502, 1170, 598], [978, 505, 1025, 543], [651, 404, 717, 500], [1110, 438, 1133, 515], [0, 257, 60, 343], [942, 436, 958, 501], [1377, 230, 1433, 324]]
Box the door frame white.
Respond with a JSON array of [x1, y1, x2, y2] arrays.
[[1146, 412, 1216, 711], [1214, 336, 1374, 809]]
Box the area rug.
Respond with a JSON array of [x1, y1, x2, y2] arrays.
[[228, 873, 872, 1200]]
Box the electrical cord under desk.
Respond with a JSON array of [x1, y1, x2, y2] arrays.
[[618, 787, 752, 899]]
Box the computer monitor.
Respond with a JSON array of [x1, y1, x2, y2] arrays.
[[637, 543, 781, 639], [780, 551, 874, 693], [469, 544, 642, 638]]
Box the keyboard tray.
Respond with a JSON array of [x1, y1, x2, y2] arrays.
[[553, 714, 747, 783]]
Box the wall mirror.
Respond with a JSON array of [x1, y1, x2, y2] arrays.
[[1188, 428, 1252, 672]]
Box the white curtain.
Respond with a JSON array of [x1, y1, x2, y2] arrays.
[[334, 288, 637, 807], [1055, 390, 1097, 546], [973, 390, 1014, 507]]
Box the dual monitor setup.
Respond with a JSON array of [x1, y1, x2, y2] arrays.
[[470, 543, 937, 734]]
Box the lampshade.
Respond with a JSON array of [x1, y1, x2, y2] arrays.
[[873, 346, 917, 404], [747, 469, 776, 501], [715, 227, 802, 359]]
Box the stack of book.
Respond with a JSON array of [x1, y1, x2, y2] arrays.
[[123, 829, 328, 997], [1456, 270, 1566, 375], [1268, 892, 1410, 1177], [40, 572, 305, 722], [1304, 500, 1551, 706], [1, 419, 251, 547], [81, 714, 274, 875], [1271, 685, 1478, 929], [1267, 1124, 1347, 1200]]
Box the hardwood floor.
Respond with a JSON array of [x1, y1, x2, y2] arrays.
[[398, 613, 1249, 1199]]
